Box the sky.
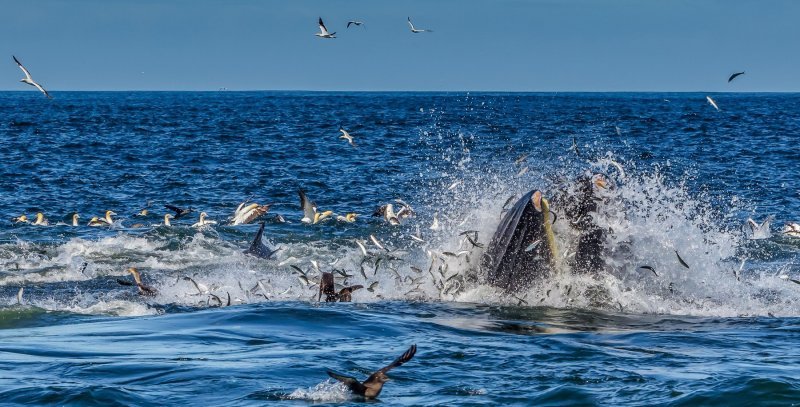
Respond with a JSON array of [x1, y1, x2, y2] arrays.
[[1, 0, 798, 92]]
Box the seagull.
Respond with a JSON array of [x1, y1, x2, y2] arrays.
[[327, 344, 417, 399], [316, 17, 336, 38], [231, 201, 272, 225], [745, 216, 773, 240], [706, 96, 720, 111], [191, 212, 218, 228], [407, 17, 432, 33], [339, 127, 355, 146], [13, 56, 51, 99], [728, 71, 745, 83], [165, 204, 194, 220], [347, 20, 364, 28]]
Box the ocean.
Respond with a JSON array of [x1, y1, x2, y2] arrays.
[[0, 91, 799, 405]]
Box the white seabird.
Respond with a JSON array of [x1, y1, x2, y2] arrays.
[[33, 212, 48, 226], [339, 127, 355, 146], [782, 222, 800, 238], [316, 17, 336, 38], [192, 212, 218, 228], [13, 56, 52, 99], [706, 96, 720, 111], [407, 17, 433, 33], [745, 216, 773, 240], [299, 189, 332, 224], [232, 202, 271, 225]]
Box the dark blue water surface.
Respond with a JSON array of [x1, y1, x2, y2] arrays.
[[1, 92, 799, 405]]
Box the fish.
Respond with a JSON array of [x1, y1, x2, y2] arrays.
[[638, 265, 658, 277], [675, 251, 690, 269], [370, 235, 388, 251], [244, 222, 280, 259]]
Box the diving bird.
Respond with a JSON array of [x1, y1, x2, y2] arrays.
[[336, 213, 357, 223], [87, 217, 106, 227], [745, 216, 773, 240], [191, 212, 217, 228], [117, 267, 158, 296], [373, 204, 400, 225], [706, 96, 720, 111], [299, 189, 332, 224], [232, 201, 272, 225], [13, 56, 51, 99], [162, 214, 174, 226], [318, 271, 364, 302], [32, 212, 48, 226], [407, 17, 432, 33], [165, 204, 194, 220], [339, 127, 355, 146], [71, 213, 80, 227], [327, 344, 417, 399], [316, 17, 336, 38], [12, 215, 28, 224], [244, 222, 280, 259], [347, 20, 364, 28], [728, 71, 745, 83]]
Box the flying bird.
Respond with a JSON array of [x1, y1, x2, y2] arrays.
[[347, 20, 364, 28], [231, 201, 271, 225], [706, 96, 720, 112], [728, 71, 745, 83], [407, 17, 432, 33], [339, 127, 356, 146], [165, 204, 194, 220], [13, 56, 52, 99], [316, 17, 336, 38], [327, 344, 417, 399], [299, 189, 332, 224]]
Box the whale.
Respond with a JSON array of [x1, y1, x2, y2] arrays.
[[482, 190, 557, 292]]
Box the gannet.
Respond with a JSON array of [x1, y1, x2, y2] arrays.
[[120, 267, 157, 296], [746, 216, 773, 240], [232, 202, 272, 225], [347, 20, 364, 28], [728, 71, 745, 83], [327, 344, 417, 399], [299, 189, 332, 224], [191, 212, 217, 228], [706, 96, 720, 111], [373, 204, 400, 225], [163, 214, 174, 226], [336, 213, 357, 223], [87, 217, 106, 227], [32, 212, 48, 226], [13, 56, 52, 99], [316, 17, 336, 38], [339, 127, 355, 146], [13, 215, 29, 224], [71, 213, 79, 226], [407, 17, 433, 33], [101, 210, 116, 225]]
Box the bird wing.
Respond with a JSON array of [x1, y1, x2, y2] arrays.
[[13, 56, 33, 81], [407, 18, 414, 31], [375, 344, 417, 375], [339, 285, 364, 295], [32, 81, 51, 98], [298, 189, 316, 221], [728, 72, 745, 82], [165, 205, 182, 215], [347, 21, 354, 28], [242, 204, 271, 225], [747, 218, 758, 231], [319, 18, 330, 35], [327, 371, 367, 394]]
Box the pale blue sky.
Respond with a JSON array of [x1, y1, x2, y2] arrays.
[[1, 0, 797, 91]]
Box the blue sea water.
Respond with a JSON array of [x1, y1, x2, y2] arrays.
[[1, 91, 799, 405]]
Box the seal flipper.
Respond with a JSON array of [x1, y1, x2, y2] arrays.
[[245, 222, 279, 259], [483, 190, 553, 291]]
